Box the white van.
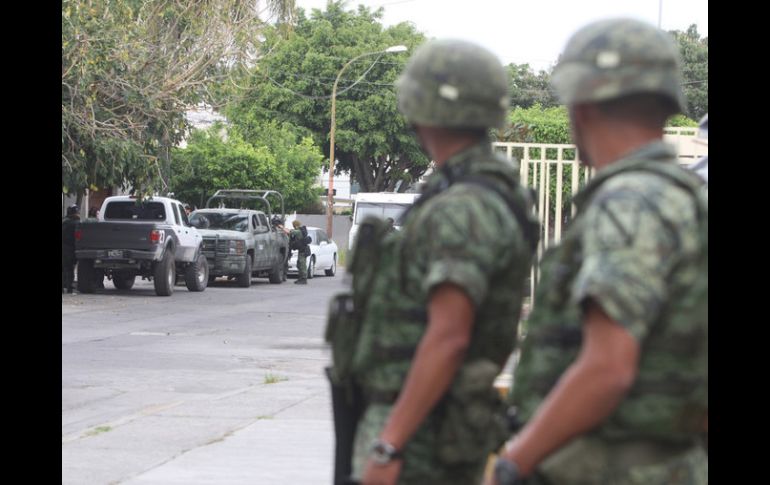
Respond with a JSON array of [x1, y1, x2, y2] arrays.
[[348, 192, 420, 250]]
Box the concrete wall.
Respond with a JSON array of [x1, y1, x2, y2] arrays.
[[294, 214, 352, 252]]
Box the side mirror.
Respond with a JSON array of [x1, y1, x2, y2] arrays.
[[348, 215, 353, 222]]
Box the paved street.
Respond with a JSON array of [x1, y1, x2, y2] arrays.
[[62, 270, 347, 484]]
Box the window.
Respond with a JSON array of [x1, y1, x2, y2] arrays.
[[179, 205, 191, 226], [190, 212, 249, 231], [172, 204, 181, 225], [317, 230, 329, 243], [252, 215, 259, 230], [258, 213, 269, 227], [354, 203, 411, 224], [104, 201, 166, 220]]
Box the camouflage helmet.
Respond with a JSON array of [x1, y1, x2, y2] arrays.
[[551, 18, 686, 112], [396, 39, 510, 129]]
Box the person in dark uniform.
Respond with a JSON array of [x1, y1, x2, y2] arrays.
[[62, 204, 80, 294]]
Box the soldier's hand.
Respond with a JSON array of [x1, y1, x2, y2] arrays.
[[361, 458, 402, 485]]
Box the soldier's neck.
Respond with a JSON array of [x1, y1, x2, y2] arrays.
[[416, 126, 484, 166], [584, 127, 663, 170]]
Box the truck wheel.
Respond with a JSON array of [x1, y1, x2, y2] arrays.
[[307, 256, 315, 279], [77, 259, 96, 293], [325, 255, 337, 277], [268, 259, 285, 284], [236, 256, 252, 288], [185, 253, 209, 292], [154, 249, 175, 296], [113, 272, 135, 290]]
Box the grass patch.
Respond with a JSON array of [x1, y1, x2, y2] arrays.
[[86, 426, 112, 436], [264, 373, 287, 384]]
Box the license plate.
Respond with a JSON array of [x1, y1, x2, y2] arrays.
[[107, 250, 124, 258]]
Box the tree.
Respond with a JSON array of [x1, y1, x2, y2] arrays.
[[62, 0, 296, 199], [669, 24, 708, 120], [226, 1, 429, 193], [170, 122, 324, 212], [507, 63, 559, 109]]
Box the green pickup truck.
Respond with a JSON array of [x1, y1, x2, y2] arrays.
[[189, 190, 290, 287]]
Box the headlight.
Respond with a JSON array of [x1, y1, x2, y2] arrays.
[[228, 240, 245, 255]]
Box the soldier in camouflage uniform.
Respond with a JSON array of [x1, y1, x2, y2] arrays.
[[489, 18, 708, 485], [341, 39, 539, 485], [285, 220, 309, 284]]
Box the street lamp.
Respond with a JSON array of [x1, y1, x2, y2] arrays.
[[326, 45, 408, 238]]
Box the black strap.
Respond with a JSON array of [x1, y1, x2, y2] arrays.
[[404, 172, 539, 252], [458, 174, 540, 252]]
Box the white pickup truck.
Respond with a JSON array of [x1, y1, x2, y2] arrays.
[[74, 195, 209, 296]]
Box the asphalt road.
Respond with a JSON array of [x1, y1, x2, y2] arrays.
[[62, 270, 347, 484]]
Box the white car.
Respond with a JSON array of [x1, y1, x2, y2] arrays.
[[287, 226, 338, 278]]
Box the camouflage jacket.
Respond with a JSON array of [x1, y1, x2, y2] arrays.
[[511, 141, 708, 446], [351, 139, 536, 394]]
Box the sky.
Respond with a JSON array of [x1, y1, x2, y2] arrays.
[[292, 0, 708, 71]]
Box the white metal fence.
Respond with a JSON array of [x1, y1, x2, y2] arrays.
[[492, 130, 706, 300]]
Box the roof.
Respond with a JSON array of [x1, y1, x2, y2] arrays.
[[352, 192, 420, 203]]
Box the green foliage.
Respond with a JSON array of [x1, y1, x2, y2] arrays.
[[226, 1, 429, 193], [62, 0, 292, 198], [170, 122, 324, 212], [666, 114, 699, 127], [669, 25, 708, 120], [507, 63, 559, 109], [509, 104, 571, 143]]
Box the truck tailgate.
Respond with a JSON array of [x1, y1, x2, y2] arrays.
[[76, 222, 160, 251]]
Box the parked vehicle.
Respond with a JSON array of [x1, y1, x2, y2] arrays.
[[190, 190, 289, 286], [347, 192, 420, 250], [287, 226, 338, 278], [74, 196, 208, 296]]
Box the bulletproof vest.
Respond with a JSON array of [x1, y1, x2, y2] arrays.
[[333, 154, 536, 464], [511, 159, 708, 445]]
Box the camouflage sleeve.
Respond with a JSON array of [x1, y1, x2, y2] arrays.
[[414, 185, 525, 307], [571, 176, 698, 341]]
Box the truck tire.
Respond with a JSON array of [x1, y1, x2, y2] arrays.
[[113, 272, 136, 290], [236, 255, 252, 288], [268, 259, 285, 284], [185, 253, 209, 292], [154, 249, 175, 296], [325, 255, 337, 277], [77, 259, 96, 293]]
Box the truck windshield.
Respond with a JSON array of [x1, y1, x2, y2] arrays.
[[191, 212, 249, 232], [104, 202, 166, 220], [355, 203, 411, 224]]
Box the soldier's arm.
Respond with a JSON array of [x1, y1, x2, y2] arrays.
[[362, 283, 474, 484], [494, 183, 693, 481], [378, 283, 474, 448], [495, 301, 639, 478]]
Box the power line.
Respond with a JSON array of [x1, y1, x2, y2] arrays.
[[265, 74, 397, 99]]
